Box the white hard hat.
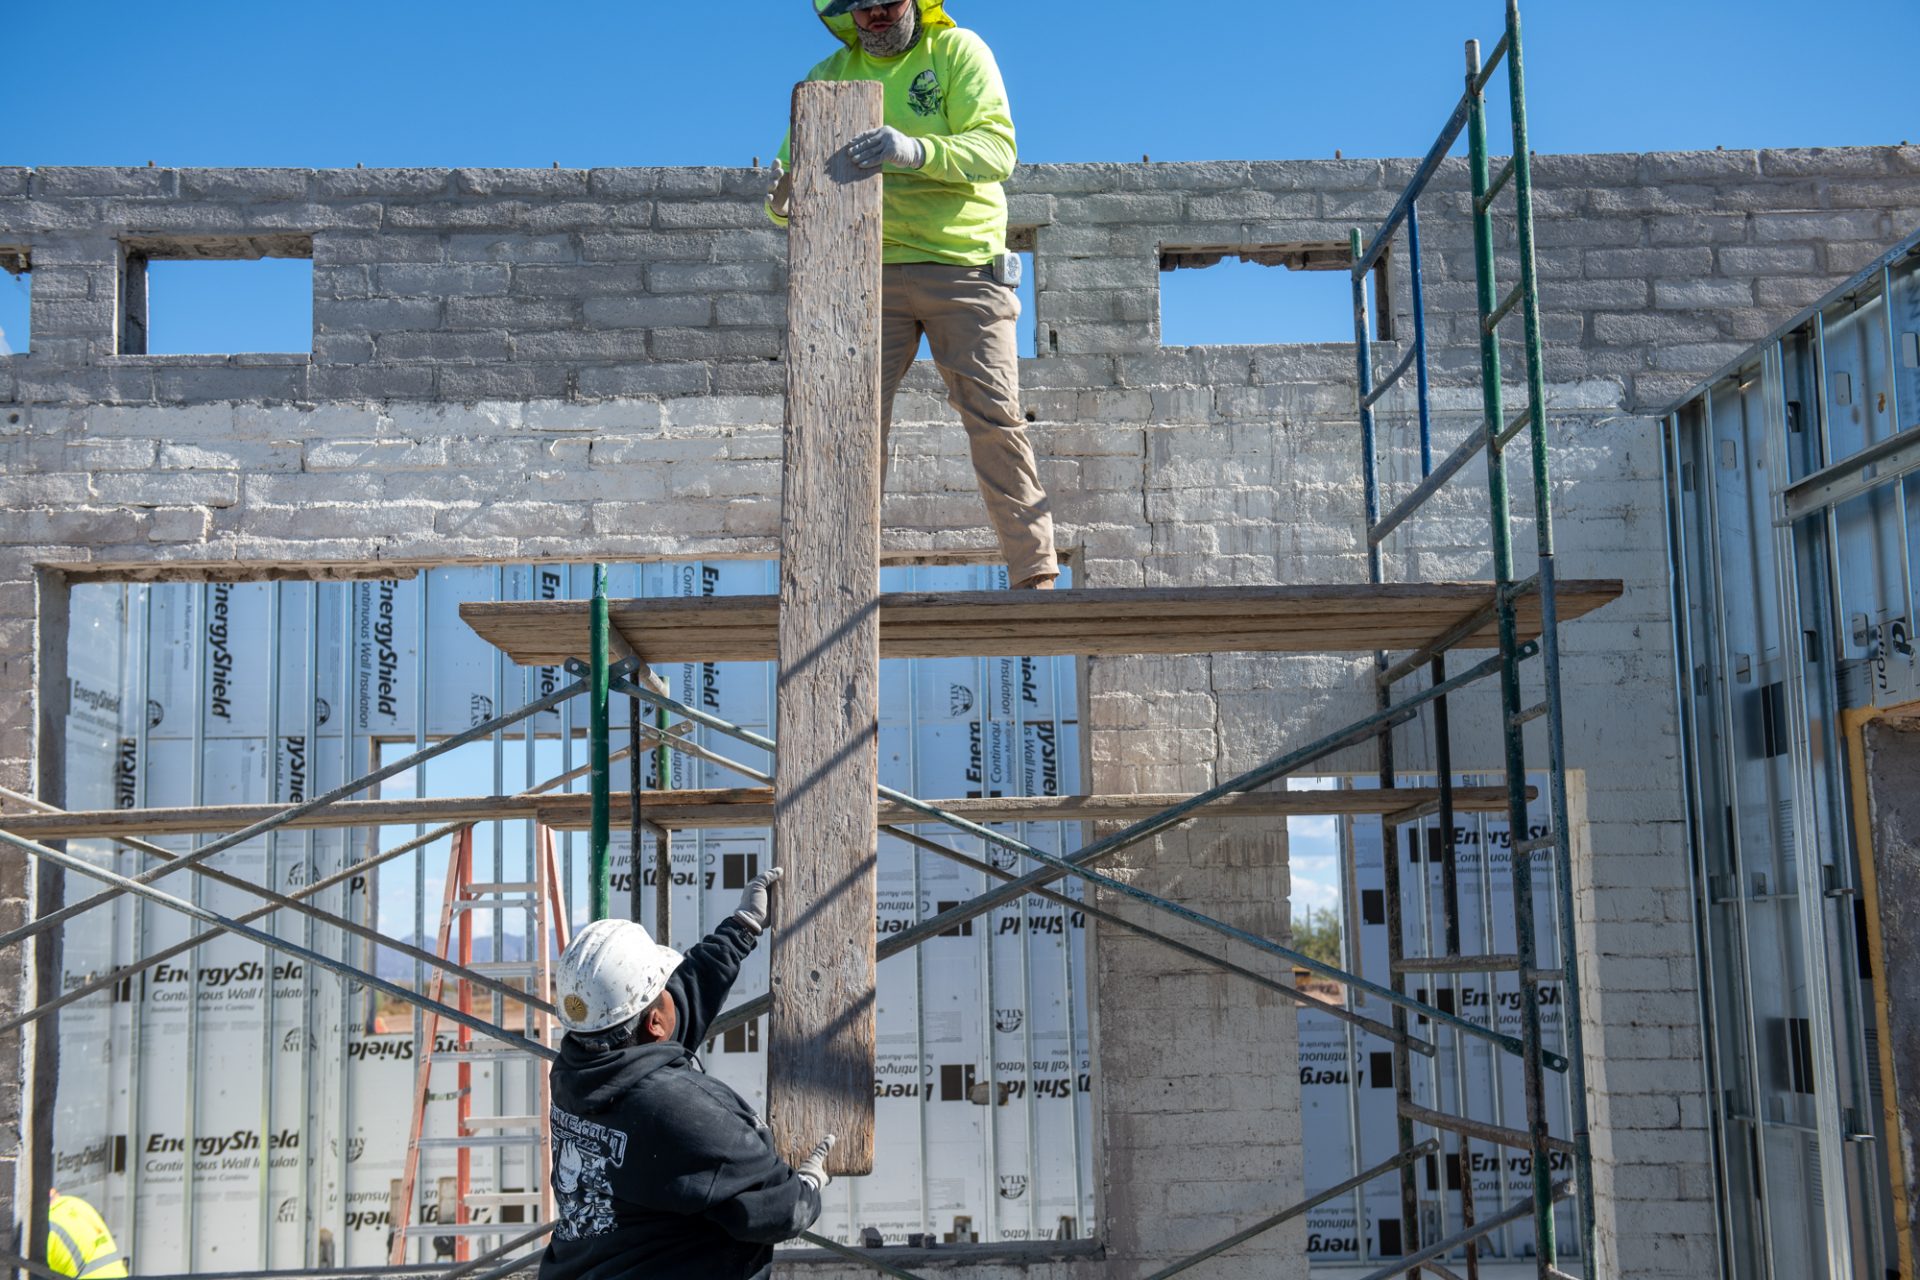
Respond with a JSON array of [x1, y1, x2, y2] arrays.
[[554, 919, 683, 1034]]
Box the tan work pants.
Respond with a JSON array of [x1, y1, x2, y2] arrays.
[[879, 263, 1058, 584]]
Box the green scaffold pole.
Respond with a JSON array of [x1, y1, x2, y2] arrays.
[[589, 564, 612, 920]]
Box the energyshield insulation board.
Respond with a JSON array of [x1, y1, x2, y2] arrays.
[[56, 562, 1093, 1272]]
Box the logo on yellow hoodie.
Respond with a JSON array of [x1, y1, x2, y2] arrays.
[[908, 68, 943, 116]]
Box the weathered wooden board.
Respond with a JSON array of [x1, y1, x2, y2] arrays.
[[459, 581, 1626, 668], [768, 80, 884, 1177], [0, 786, 1531, 841]]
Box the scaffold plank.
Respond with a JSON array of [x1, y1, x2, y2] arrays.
[[769, 79, 884, 1180], [0, 786, 1529, 840], [459, 580, 1623, 668]]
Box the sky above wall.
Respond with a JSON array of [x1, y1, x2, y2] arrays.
[[5, 0, 1915, 354]]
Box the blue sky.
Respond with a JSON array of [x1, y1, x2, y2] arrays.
[[6, 0, 1914, 354]]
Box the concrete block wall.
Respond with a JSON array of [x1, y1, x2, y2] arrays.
[[1, 146, 1917, 1276]]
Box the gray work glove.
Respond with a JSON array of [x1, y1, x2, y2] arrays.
[[732, 865, 785, 935], [795, 1134, 836, 1193], [766, 158, 793, 220], [849, 126, 926, 171]]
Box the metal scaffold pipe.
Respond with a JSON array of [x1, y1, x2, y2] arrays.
[[589, 563, 613, 920], [0, 741, 641, 1037], [0, 674, 589, 952], [590, 711, 1441, 1056], [618, 663, 1560, 1066], [0, 786, 551, 1017], [0, 825, 556, 1061]]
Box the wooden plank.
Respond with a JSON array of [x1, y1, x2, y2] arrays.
[[0, 785, 1531, 842], [0, 786, 1531, 841], [536, 785, 1527, 830], [769, 79, 884, 1178], [0, 794, 544, 838], [458, 581, 1625, 667]]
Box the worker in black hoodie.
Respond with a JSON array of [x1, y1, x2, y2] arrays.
[[541, 866, 835, 1280]]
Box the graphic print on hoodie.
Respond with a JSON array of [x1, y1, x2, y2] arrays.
[[553, 1109, 627, 1241]]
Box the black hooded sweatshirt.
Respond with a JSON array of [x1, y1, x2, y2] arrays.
[[540, 918, 821, 1280]]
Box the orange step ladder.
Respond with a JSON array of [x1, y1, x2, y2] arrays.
[[389, 826, 571, 1264]]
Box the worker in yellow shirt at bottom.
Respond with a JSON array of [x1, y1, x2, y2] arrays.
[[47, 1190, 128, 1278]]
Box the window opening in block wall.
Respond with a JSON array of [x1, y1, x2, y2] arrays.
[[1158, 242, 1393, 347], [1015, 250, 1038, 357], [0, 248, 28, 355], [118, 235, 313, 356]]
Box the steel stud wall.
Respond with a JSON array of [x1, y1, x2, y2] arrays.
[[1664, 231, 1920, 1280]]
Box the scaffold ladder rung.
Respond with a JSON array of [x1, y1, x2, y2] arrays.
[[1392, 953, 1522, 975], [1363, 345, 1421, 409], [1496, 405, 1534, 450], [1475, 155, 1517, 214], [1482, 282, 1526, 332], [1511, 700, 1550, 727], [1399, 1100, 1576, 1158], [1513, 831, 1557, 855]]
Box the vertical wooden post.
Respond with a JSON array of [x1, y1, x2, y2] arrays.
[[769, 80, 884, 1177]]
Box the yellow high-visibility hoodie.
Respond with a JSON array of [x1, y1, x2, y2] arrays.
[[47, 1195, 128, 1278], [773, 0, 1014, 266]]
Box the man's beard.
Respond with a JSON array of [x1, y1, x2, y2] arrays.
[[858, 5, 920, 57]]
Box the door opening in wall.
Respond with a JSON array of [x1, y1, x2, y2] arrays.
[[1287, 772, 1579, 1274], [57, 562, 1097, 1272], [118, 235, 313, 356], [1159, 242, 1392, 347], [0, 247, 28, 355]]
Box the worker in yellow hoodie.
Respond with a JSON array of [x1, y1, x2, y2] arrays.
[[46, 1190, 128, 1278], [769, 0, 1059, 591]]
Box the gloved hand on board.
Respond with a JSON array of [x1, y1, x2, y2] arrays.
[[849, 126, 925, 171], [766, 159, 794, 219], [795, 1134, 837, 1192], [732, 865, 785, 935]]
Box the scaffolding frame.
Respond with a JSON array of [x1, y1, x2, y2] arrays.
[[1347, 2, 1594, 1272], [0, 4, 1602, 1277]]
